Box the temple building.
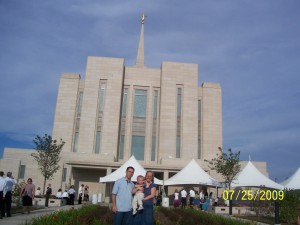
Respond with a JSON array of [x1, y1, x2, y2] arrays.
[[0, 16, 267, 201]]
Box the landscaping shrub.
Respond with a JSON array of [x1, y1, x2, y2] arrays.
[[157, 207, 253, 225], [13, 181, 27, 208], [22, 205, 260, 225], [23, 205, 113, 225]]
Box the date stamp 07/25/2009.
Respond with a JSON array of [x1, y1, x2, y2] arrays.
[[222, 190, 284, 201]]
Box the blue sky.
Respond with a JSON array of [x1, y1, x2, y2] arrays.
[[1, 1, 299, 182]]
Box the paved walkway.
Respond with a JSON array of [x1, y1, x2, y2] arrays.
[[221, 215, 270, 225], [0, 204, 83, 225]]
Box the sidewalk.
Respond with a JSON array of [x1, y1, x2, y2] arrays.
[[221, 214, 270, 225], [0, 204, 83, 225]]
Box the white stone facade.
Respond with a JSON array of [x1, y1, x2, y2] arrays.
[[0, 21, 268, 202]]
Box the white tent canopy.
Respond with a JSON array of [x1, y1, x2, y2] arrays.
[[99, 155, 163, 185], [164, 159, 220, 186], [281, 167, 300, 189], [232, 161, 284, 190]]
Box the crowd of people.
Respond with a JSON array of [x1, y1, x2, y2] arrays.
[[43, 183, 75, 207], [55, 184, 90, 205], [173, 188, 218, 211], [112, 167, 157, 225], [0, 169, 94, 218]]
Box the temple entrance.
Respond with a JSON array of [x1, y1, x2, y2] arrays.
[[72, 167, 107, 201]]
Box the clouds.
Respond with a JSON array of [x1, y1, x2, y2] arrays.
[[1, 0, 299, 181]]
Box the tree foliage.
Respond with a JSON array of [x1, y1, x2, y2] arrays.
[[280, 189, 300, 224], [205, 147, 241, 189], [31, 134, 65, 195]]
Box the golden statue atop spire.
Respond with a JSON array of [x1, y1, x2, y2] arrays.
[[141, 13, 145, 24]]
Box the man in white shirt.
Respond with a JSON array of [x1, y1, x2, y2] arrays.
[[62, 190, 69, 204], [180, 188, 187, 208], [3, 172, 17, 217], [0, 171, 6, 219], [199, 189, 204, 201], [78, 184, 84, 204], [189, 189, 195, 205], [68, 185, 76, 205]]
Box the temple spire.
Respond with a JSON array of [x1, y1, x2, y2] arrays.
[[135, 13, 145, 67]]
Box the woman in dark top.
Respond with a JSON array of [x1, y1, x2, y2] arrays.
[[142, 171, 157, 225], [132, 171, 157, 225]]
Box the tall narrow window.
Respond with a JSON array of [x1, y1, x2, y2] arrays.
[[77, 92, 83, 116], [119, 88, 128, 159], [131, 89, 147, 160], [153, 90, 158, 119], [132, 135, 145, 160], [62, 168, 67, 182], [176, 136, 181, 158], [95, 131, 101, 154], [151, 90, 159, 161], [73, 91, 83, 152], [177, 88, 182, 116], [134, 90, 147, 118], [95, 81, 106, 154], [198, 99, 201, 159], [198, 141, 201, 159], [151, 136, 156, 161], [99, 83, 106, 113], [73, 132, 79, 152], [19, 165, 26, 179], [122, 89, 128, 117], [176, 87, 182, 158], [119, 135, 125, 159]]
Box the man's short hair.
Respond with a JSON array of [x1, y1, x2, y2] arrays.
[[126, 166, 135, 172], [6, 172, 12, 177], [0, 171, 4, 176]]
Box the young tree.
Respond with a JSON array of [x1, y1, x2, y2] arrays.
[[205, 147, 241, 215], [12, 181, 27, 208], [31, 134, 65, 195]]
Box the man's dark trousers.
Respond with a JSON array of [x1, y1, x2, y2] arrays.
[[4, 191, 12, 217], [0, 191, 4, 218], [45, 193, 50, 207]]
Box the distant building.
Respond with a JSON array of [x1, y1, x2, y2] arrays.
[[0, 17, 267, 201]]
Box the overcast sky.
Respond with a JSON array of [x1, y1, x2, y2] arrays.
[[1, 0, 299, 182]]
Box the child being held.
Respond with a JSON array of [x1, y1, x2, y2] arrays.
[[132, 175, 145, 215]]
